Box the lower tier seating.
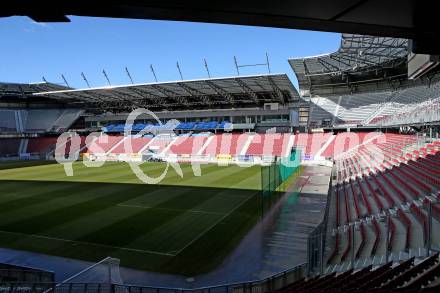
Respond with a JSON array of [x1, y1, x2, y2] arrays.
[[278, 253, 440, 292], [327, 148, 440, 272]]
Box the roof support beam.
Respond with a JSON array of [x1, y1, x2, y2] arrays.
[[26, 75, 296, 110], [267, 76, 285, 103], [204, 80, 234, 104], [128, 86, 167, 108], [151, 84, 188, 106], [118, 87, 155, 105], [235, 78, 259, 104], [176, 83, 212, 106], [316, 57, 341, 72], [104, 89, 144, 109], [66, 92, 99, 103], [327, 55, 353, 68], [329, 51, 381, 67]]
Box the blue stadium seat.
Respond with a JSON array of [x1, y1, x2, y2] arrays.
[[104, 124, 115, 132], [177, 122, 195, 130], [133, 124, 145, 131], [218, 121, 231, 129], [112, 124, 122, 132]]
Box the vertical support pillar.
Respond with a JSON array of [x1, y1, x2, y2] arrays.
[[351, 223, 355, 269], [320, 228, 324, 275], [427, 201, 433, 257], [108, 258, 112, 288], [385, 213, 390, 264]]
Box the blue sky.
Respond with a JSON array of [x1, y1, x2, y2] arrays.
[[0, 16, 340, 89]]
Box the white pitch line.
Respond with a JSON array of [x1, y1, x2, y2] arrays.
[[172, 190, 258, 255], [117, 203, 225, 216], [0, 229, 175, 257]]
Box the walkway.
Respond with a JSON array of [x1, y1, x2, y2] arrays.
[[0, 165, 331, 288]]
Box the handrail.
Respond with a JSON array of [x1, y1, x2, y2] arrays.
[[3, 262, 307, 293], [42, 257, 113, 293]]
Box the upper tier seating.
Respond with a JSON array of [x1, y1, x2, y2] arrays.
[[106, 121, 231, 133], [309, 97, 342, 126], [308, 79, 440, 127], [0, 110, 17, 132], [0, 109, 81, 133], [309, 92, 393, 126], [193, 121, 218, 130], [175, 122, 196, 131], [375, 97, 440, 126], [25, 109, 81, 132], [50, 109, 84, 132]]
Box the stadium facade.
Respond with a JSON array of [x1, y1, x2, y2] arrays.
[[290, 34, 440, 130], [1, 32, 440, 293]]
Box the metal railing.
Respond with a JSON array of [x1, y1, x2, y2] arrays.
[[378, 97, 440, 126], [307, 166, 334, 276], [0, 264, 54, 284], [0, 263, 306, 293]]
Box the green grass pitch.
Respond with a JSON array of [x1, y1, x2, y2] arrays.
[[0, 161, 263, 275]]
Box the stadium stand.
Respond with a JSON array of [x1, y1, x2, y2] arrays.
[[0, 110, 17, 132], [144, 135, 175, 155], [0, 138, 21, 157], [166, 135, 209, 156], [278, 253, 440, 292], [50, 109, 84, 132], [109, 137, 152, 154], [86, 135, 124, 154], [203, 133, 248, 156], [290, 34, 440, 128], [104, 121, 231, 134], [25, 109, 82, 132], [335, 133, 420, 180], [26, 137, 58, 155], [13, 131, 425, 164], [305, 84, 440, 127], [81, 133, 295, 160], [376, 97, 440, 126], [293, 132, 334, 159], [326, 141, 440, 275], [25, 110, 63, 132], [0, 109, 82, 133]]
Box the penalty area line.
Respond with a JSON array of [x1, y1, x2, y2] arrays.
[[117, 203, 225, 215], [172, 190, 258, 255]]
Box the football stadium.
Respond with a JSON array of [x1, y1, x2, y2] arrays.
[[1, 1, 440, 292]]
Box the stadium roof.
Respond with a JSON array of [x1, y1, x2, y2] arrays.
[[0, 82, 70, 98], [289, 34, 409, 95], [3, 0, 439, 55], [33, 74, 300, 112]]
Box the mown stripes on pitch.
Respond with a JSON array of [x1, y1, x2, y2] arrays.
[[0, 161, 263, 273]]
